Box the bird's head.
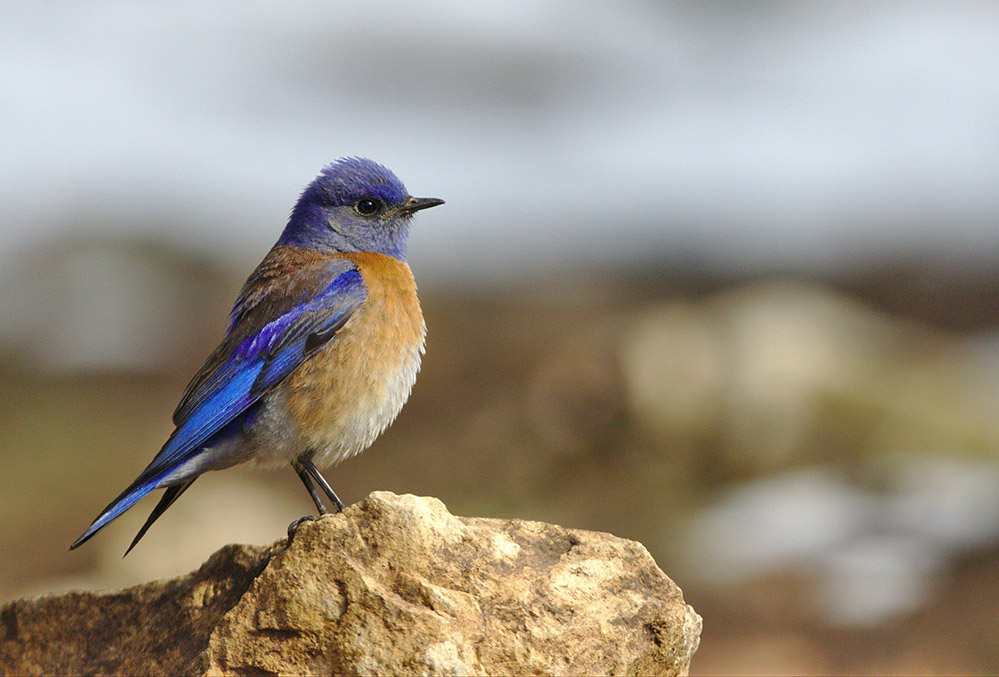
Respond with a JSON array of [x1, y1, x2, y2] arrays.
[[279, 157, 443, 260]]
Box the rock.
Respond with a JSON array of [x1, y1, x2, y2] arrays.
[[621, 279, 999, 476], [1, 492, 701, 676]]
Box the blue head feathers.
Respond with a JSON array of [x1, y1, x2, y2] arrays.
[[279, 157, 442, 260]]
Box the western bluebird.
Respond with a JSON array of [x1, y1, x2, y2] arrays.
[[70, 157, 443, 554]]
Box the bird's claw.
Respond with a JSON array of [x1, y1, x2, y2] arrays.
[[287, 514, 319, 539]]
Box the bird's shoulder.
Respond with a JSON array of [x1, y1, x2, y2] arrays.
[[232, 246, 360, 316]]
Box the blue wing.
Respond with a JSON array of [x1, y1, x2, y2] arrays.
[[70, 255, 367, 549]]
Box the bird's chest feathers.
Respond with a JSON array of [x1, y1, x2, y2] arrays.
[[284, 253, 425, 460]]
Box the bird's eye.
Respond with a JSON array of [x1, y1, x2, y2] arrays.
[[354, 198, 382, 216]]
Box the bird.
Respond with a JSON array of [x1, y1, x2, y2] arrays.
[[70, 157, 443, 554]]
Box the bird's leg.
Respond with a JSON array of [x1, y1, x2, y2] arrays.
[[302, 458, 346, 512], [292, 457, 329, 515]]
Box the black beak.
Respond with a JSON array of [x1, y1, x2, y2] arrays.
[[399, 196, 445, 215]]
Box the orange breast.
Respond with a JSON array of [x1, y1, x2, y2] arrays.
[[281, 252, 425, 464]]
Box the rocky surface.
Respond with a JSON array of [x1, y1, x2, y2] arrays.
[[1, 492, 700, 676]]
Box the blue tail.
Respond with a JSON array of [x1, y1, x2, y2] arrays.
[[70, 403, 261, 551], [69, 468, 170, 550]]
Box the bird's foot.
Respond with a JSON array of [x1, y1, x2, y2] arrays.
[[287, 514, 320, 539]]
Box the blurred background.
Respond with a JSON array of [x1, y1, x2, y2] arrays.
[[3, 1, 999, 673]]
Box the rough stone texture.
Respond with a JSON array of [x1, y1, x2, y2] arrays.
[[1, 492, 701, 676]]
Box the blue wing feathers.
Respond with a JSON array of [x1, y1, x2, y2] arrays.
[[152, 265, 365, 473], [155, 363, 265, 469], [70, 258, 367, 549]]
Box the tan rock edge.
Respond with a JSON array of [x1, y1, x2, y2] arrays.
[[1, 492, 701, 675]]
